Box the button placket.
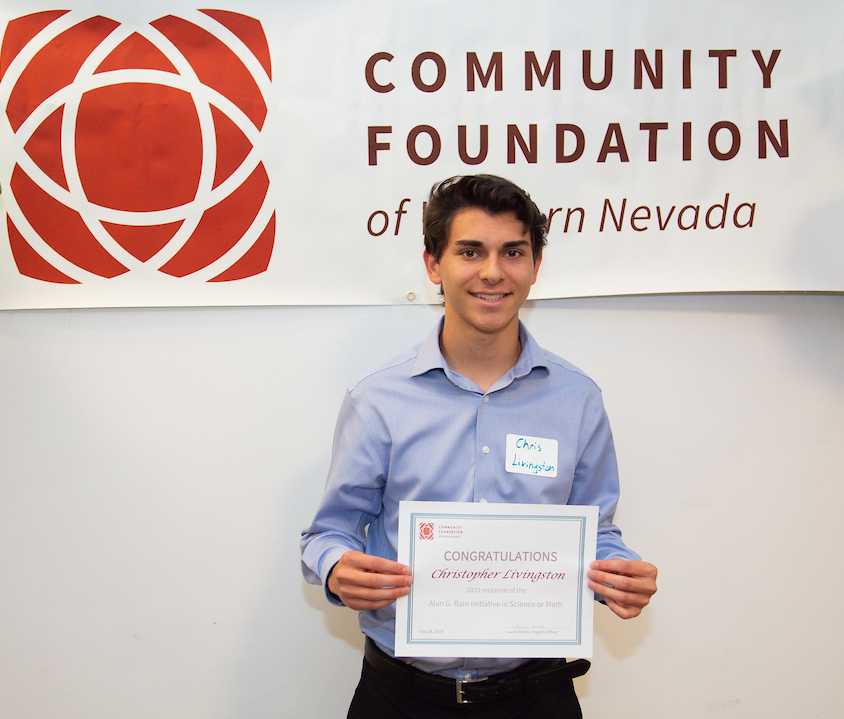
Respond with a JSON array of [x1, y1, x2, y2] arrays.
[[476, 393, 494, 503]]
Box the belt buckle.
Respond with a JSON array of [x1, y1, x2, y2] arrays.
[[455, 677, 487, 704], [455, 680, 470, 704]]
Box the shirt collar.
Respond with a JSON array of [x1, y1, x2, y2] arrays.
[[410, 317, 548, 380]]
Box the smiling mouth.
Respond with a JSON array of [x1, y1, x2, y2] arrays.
[[470, 292, 512, 304]]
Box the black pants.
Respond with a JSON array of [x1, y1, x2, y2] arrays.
[[347, 645, 583, 719]]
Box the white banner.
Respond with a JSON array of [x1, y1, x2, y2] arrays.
[[1, 0, 842, 309]]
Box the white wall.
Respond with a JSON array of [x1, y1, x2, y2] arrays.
[[1, 295, 842, 718]]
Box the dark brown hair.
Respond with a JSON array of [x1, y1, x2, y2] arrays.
[[423, 174, 548, 260]]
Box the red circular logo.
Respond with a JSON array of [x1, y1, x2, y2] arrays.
[[0, 10, 275, 284], [419, 521, 434, 541]]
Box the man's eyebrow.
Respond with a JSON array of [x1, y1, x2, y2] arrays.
[[453, 239, 530, 248]]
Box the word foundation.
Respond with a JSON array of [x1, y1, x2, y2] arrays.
[[367, 120, 789, 166]]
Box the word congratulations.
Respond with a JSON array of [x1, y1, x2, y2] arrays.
[[443, 550, 558, 562], [431, 568, 567, 583]]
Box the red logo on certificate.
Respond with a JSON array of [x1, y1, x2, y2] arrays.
[[418, 522, 434, 541]]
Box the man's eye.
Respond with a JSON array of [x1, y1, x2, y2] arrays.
[[460, 248, 477, 258], [506, 249, 524, 257]]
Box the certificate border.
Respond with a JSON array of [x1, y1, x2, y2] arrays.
[[406, 512, 586, 647]]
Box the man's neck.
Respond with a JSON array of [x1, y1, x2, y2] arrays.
[[439, 315, 522, 393]]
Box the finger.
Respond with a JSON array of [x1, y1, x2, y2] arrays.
[[588, 579, 651, 608], [345, 597, 402, 611], [590, 559, 657, 579], [336, 568, 413, 589], [339, 585, 411, 602], [587, 569, 656, 595], [605, 597, 642, 620], [342, 551, 410, 575]]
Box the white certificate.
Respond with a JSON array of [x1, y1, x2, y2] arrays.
[[395, 501, 598, 658]]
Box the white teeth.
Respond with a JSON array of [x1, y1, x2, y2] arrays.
[[474, 293, 506, 301]]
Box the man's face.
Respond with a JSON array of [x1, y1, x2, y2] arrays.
[[423, 207, 541, 337]]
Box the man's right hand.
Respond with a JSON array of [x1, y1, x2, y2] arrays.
[[327, 550, 412, 610]]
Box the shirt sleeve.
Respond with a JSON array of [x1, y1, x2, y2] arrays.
[[300, 390, 390, 603], [567, 387, 640, 562]]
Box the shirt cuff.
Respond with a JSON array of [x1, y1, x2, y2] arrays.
[[319, 546, 349, 607]]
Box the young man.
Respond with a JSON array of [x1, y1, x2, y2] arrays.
[[301, 175, 657, 718]]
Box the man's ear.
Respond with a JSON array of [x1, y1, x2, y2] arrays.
[[423, 249, 441, 285]]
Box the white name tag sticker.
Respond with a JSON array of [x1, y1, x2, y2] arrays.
[[505, 433, 559, 478]]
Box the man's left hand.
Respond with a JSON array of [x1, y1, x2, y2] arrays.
[[588, 559, 658, 619]]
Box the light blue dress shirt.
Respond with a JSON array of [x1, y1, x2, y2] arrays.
[[300, 319, 638, 679]]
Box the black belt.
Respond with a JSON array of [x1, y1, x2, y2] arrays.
[[363, 638, 590, 706]]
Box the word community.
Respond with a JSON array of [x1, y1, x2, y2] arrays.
[[365, 49, 781, 93]]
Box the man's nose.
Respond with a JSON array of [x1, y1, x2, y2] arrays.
[[479, 255, 503, 283]]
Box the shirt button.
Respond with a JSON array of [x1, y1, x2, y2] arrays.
[[481, 446, 490, 454], [482, 396, 490, 403]]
